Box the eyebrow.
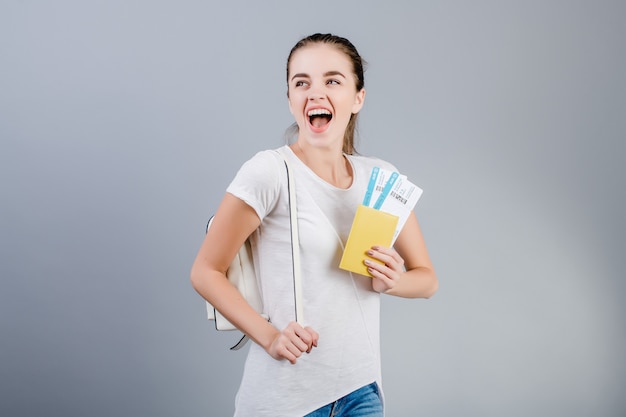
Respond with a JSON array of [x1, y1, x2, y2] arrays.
[[290, 71, 347, 82]]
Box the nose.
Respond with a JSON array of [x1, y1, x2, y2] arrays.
[[308, 84, 326, 101], [308, 92, 326, 102]]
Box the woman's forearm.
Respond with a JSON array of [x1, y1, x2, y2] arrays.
[[190, 266, 279, 351], [384, 266, 438, 299]]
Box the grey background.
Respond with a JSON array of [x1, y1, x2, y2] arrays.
[[1, 1, 624, 416]]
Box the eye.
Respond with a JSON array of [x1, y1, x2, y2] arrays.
[[327, 79, 340, 85], [294, 80, 308, 87]]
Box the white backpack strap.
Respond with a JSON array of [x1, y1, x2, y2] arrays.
[[276, 148, 304, 325]]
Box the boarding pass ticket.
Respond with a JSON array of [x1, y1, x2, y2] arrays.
[[363, 167, 423, 243]]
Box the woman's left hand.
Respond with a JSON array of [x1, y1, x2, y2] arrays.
[[365, 246, 405, 293]]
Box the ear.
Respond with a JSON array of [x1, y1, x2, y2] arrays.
[[351, 88, 366, 114], [288, 96, 294, 115]]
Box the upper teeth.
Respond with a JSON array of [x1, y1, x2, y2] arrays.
[[308, 109, 331, 116]]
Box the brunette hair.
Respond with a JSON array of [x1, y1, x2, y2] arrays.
[[285, 33, 366, 155]]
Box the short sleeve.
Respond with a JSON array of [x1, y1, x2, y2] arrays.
[[226, 150, 283, 221]]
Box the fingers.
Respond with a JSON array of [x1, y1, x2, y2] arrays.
[[366, 260, 395, 292], [367, 246, 404, 268], [303, 326, 319, 353], [365, 246, 404, 292], [269, 322, 319, 364]]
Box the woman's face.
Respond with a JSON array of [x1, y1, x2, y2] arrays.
[[287, 43, 365, 149]]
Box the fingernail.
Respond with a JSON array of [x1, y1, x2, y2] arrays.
[[367, 250, 374, 256]]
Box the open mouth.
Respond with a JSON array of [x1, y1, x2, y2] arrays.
[[307, 108, 333, 129]]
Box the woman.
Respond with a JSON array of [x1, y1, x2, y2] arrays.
[[191, 33, 437, 416]]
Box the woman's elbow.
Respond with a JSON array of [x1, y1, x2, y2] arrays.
[[423, 278, 438, 299], [189, 262, 206, 293], [419, 269, 438, 299]]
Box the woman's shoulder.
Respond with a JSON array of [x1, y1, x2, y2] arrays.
[[233, 147, 285, 179], [227, 147, 286, 216], [243, 147, 284, 167]]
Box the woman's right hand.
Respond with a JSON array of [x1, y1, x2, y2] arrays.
[[267, 322, 319, 364]]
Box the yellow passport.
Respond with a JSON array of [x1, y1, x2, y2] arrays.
[[339, 205, 399, 277]]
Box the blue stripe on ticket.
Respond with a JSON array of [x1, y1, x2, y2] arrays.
[[363, 166, 379, 206], [373, 171, 399, 210]]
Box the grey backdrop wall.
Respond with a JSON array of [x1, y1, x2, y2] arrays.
[[1, 1, 624, 416]]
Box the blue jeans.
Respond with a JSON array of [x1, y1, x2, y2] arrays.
[[304, 382, 383, 417]]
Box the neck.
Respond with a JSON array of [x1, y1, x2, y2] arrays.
[[291, 141, 352, 189]]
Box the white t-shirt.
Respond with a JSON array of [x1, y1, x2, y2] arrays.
[[226, 146, 398, 416]]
